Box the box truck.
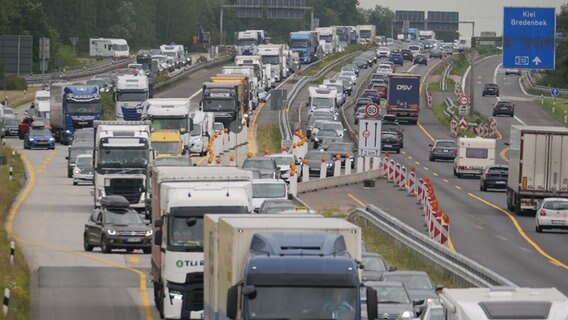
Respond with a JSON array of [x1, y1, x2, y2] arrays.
[[506, 125, 568, 215], [387, 73, 421, 124]]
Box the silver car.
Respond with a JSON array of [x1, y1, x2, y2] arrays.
[[73, 154, 94, 185]]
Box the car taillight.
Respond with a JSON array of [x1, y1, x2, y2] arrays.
[[539, 209, 547, 216]]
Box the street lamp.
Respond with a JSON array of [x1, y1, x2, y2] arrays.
[[459, 21, 475, 113]]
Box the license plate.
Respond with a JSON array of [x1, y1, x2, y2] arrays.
[[551, 220, 565, 225], [383, 144, 392, 147], [399, 112, 408, 116], [38, 141, 47, 144], [496, 181, 506, 184], [127, 237, 141, 242], [442, 149, 449, 152]]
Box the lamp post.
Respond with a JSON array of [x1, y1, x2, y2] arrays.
[[460, 21, 475, 113]]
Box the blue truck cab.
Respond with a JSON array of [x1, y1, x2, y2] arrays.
[[50, 85, 102, 145], [289, 31, 319, 64], [226, 232, 378, 320]]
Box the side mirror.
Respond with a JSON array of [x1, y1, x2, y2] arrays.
[[428, 144, 433, 147], [227, 285, 239, 320], [436, 284, 445, 292], [65, 156, 69, 160], [366, 287, 378, 320], [388, 266, 397, 272], [182, 149, 187, 155], [154, 230, 162, 246], [287, 193, 293, 200], [154, 218, 163, 228], [412, 299, 425, 306]]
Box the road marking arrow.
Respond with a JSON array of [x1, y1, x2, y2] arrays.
[[533, 56, 542, 65]]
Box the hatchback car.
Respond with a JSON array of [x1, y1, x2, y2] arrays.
[[376, 63, 394, 75], [361, 89, 381, 104], [24, 125, 55, 150], [382, 271, 441, 316], [242, 157, 280, 179], [363, 281, 420, 320], [73, 154, 94, 185], [371, 83, 388, 99], [1, 118, 19, 138], [400, 49, 413, 61], [504, 68, 521, 76], [535, 198, 568, 233], [361, 252, 389, 281], [482, 83, 500, 96], [390, 53, 404, 66], [413, 54, 428, 65], [480, 164, 509, 191], [381, 131, 401, 154], [428, 139, 457, 161], [313, 129, 342, 149], [377, 46, 392, 58], [83, 195, 152, 253], [493, 100, 515, 117], [67, 142, 94, 177], [429, 49, 445, 59], [303, 151, 335, 176], [382, 120, 404, 148]]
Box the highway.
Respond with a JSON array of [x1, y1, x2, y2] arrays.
[[299, 54, 568, 294], [5, 50, 568, 319]]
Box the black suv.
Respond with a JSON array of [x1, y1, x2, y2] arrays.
[[482, 83, 500, 96], [493, 100, 514, 117], [400, 49, 413, 61], [413, 54, 428, 65], [83, 195, 152, 253], [361, 89, 381, 104], [480, 165, 509, 191]]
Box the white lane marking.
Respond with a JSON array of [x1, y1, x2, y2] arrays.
[[407, 64, 417, 72], [493, 63, 501, 84], [462, 54, 500, 94]]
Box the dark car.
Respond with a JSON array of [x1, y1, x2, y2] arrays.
[[390, 53, 404, 66], [371, 73, 389, 84], [482, 83, 500, 96], [363, 281, 421, 319], [413, 54, 428, 65], [428, 139, 457, 161], [242, 157, 280, 179], [83, 195, 152, 253], [354, 98, 373, 116], [492, 100, 515, 117], [382, 120, 404, 148], [381, 131, 401, 154], [371, 83, 388, 98], [313, 129, 342, 149], [67, 142, 94, 178], [480, 164, 509, 191], [24, 124, 55, 150], [303, 151, 335, 176], [353, 58, 368, 70], [361, 89, 381, 105], [327, 142, 356, 168], [382, 271, 442, 316], [400, 49, 413, 61], [361, 252, 389, 281], [1, 118, 19, 137], [429, 49, 445, 59]]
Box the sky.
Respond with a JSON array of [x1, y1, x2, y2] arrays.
[[358, 0, 566, 37]]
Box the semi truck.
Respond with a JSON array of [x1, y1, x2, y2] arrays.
[[50, 84, 102, 145], [439, 286, 568, 320], [221, 66, 261, 110], [289, 31, 318, 64], [387, 73, 421, 124], [316, 27, 339, 55], [256, 44, 287, 84], [114, 74, 150, 120], [506, 125, 568, 215], [356, 25, 376, 44], [203, 215, 378, 320], [333, 25, 351, 50], [33, 90, 50, 119], [150, 166, 254, 320], [234, 55, 270, 92], [201, 82, 242, 128], [235, 31, 260, 55], [93, 121, 152, 210], [209, 74, 251, 126], [140, 98, 193, 148], [89, 38, 130, 58]]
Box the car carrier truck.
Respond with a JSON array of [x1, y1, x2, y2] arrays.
[[151, 166, 253, 320], [204, 215, 378, 320]]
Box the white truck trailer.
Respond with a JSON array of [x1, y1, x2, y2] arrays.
[[33, 90, 50, 119], [506, 125, 568, 215], [440, 286, 568, 320], [151, 166, 253, 320], [93, 121, 152, 210], [114, 74, 149, 120], [140, 98, 193, 149], [356, 25, 376, 44], [315, 27, 339, 55], [256, 44, 287, 84], [234, 55, 271, 93], [221, 66, 261, 108], [204, 215, 378, 320]]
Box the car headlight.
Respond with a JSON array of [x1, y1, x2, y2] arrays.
[[145, 229, 153, 237], [399, 311, 414, 319], [74, 168, 82, 174], [314, 138, 319, 142], [327, 162, 333, 167], [29, 138, 34, 141], [49, 137, 55, 141], [107, 229, 117, 235]]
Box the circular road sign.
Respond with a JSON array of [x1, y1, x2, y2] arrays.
[[459, 95, 470, 105], [365, 103, 380, 117], [362, 130, 370, 138], [551, 88, 560, 97]]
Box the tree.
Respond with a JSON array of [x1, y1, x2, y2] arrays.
[[366, 5, 394, 37]]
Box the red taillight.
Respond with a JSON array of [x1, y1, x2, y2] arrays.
[[539, 209, 547, 216]]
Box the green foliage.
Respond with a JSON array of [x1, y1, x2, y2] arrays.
[[57, 46, 82, 69], [534, 5, 568, 88], [363, 5, 394, 37], [101, 92, 115, 120], [3, 75, 28, 91], [536, 97, 568, 127]]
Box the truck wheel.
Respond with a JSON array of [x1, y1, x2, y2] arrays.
[[506, 190, 514, 211], [100, 236, 111, 253], [83, 233, 94, 252], [514, 196, 522, 216]]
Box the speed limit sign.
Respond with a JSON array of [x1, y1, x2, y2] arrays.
[[365, 103, 380, 117], [459, 95, 470, 105]]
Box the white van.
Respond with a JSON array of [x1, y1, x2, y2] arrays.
[[453, 137, 496, 178], [34, 90, 51, 119], [0, 106, 16, 119], [252, 179, 290, 212], [189, 111, 213, 156]]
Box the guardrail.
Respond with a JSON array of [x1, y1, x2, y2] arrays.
[[23, 58, 134, 84], [525, 70, 568, 96], [297, 169, 382, 193], [154, 54, 233, 90], [440, 61, 454, 92], [351, 205, 518, 288]]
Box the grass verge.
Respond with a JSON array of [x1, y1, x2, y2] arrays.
[[256, 124, 282, 154], [0, 144, 31, 319], [321, 208, 460, 288], [0, 88, 40, 109], [101, 92, 115, 120], [535, 97, 568, 127], [431, 103, 488, 138]]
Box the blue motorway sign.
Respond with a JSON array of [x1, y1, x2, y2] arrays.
[[503, 7, 556, 70], [551, 87, 560, 97]]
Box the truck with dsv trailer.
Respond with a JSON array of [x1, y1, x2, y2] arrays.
[[387, 73, 421, 124], [506, 125, 568, 215], [93, 121, 152, 211], [50, 84, 102, 145], [204, 215, 378, 320], [150, 166, 253, 320]]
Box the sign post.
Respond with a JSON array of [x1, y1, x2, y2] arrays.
[[502, 7, 556, 70], [551, 87, 559, 112]]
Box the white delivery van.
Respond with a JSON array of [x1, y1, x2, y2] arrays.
[[453, 137, 496, 178], [189, 111, 214, 156], [251, 179, 290, 212]]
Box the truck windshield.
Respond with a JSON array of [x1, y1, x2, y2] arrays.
[[236, 39, 257, 46], [311, 97, 334, 108], [261, 56, 279, 65], [320, 35, 333, 42], [117, 91, 148, 102], [99, 147, 149, 168], [360, 31, 371, 38], [151, 118, 188, 132], [153, 141, 179, 156], [290, 40, 309, 48], [247, 287, 357, 320], [66, 102, 101, 115], [203, 99, 236, 112]]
